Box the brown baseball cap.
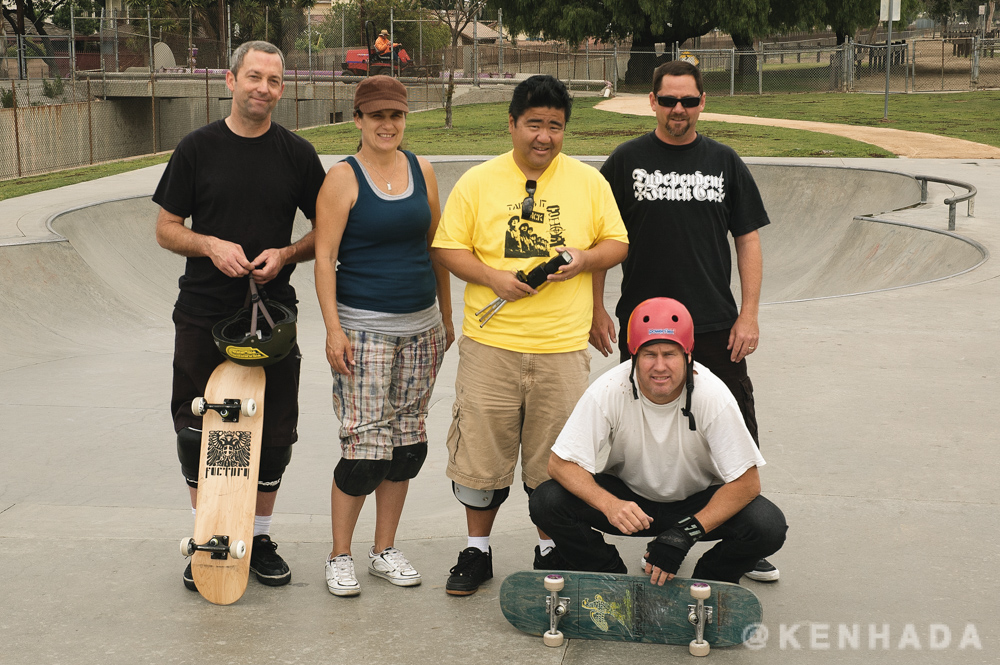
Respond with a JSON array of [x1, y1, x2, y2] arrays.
[[354, 76, 409, 114]]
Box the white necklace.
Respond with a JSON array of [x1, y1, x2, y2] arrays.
[[361, 151, 399, 192]]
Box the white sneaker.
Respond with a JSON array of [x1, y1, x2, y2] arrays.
[[325, 555, 361, 596], [368, 546, 421, 587]]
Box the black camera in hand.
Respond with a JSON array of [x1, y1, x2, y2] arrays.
[[516, 250, 573, 288]]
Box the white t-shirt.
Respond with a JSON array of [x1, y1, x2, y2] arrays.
[[550, 361, 765, 503]]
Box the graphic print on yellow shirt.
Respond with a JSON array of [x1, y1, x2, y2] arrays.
[[503, 193, 567, 258], [433, 152, 628, 354]]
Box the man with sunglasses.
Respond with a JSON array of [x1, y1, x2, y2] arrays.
[[593, 61, 778, 582], [432, 75, 629, 596]]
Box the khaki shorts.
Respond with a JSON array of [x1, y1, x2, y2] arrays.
[[446, 336, 590, 491]]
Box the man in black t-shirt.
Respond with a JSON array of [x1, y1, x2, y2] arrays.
[[153, 40, 326, 592], [592, 60, 779, 583]]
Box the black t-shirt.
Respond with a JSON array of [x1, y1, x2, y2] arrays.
[[600, 132, 770, 333], [153, 119, 326, 317]]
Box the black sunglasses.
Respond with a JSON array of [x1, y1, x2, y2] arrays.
[[521, 180, 537, 220], [656, 95, 702, 109]]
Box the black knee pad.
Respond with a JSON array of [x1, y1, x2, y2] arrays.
[[334, 458, 392, 497], [258, 445, 293, 493], [177, 427, 202, 489], [385, 443, 428, 482]]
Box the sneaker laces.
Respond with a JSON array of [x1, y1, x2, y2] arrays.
[[330, 555, 356, 580], [253, 535, 279, 560], [379, 547, 415, 573], [450, 547, 485, 576]]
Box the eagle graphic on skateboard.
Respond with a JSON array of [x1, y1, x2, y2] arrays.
[[179, 361, 265, 605], [178, 278, 297, 605], [500, 570, 763, 656]]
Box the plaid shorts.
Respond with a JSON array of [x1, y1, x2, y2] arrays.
[[331, 323, 447, 460]]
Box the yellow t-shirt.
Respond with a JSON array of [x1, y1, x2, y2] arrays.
[[433, 152, 628, 353]]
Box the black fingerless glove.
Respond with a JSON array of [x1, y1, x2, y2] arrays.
[[645, 516, 705, 575]]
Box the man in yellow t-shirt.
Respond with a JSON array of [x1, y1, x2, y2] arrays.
[[432, 75, 629, 596]]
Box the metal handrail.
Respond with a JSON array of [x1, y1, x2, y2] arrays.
[[914, 175, 976, 231]]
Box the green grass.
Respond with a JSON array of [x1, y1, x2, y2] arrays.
[[0, 153, 171, 202], [18, 90, 992, 202], [299, 96, 894, 159], [703, 91, 1000, 148]]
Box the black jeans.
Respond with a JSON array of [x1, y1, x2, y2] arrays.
[[529, 475, 787, 583]]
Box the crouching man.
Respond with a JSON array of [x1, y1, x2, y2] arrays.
[[529, 298, 786, 584]]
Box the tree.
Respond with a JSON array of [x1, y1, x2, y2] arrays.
[[492, 0, 779, 85], [52, 0, 100, 35], [423, 0, 489, 129], [1, 0, 80, 75], [310, 0, 449, 54], [819, 0, 923, 44], [120, 0, 316, 65]]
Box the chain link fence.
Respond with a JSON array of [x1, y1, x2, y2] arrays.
[[2, 8, 999, 181]]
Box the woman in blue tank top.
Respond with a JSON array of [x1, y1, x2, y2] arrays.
[[315, 76, 454, 598]]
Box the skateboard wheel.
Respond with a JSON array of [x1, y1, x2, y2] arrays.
[[180, 537, 195, 557], [689, 639, 710, 657], [543, 574, 564, 592], [230, 540, 247, 559], [191, 397, 207, 416], [242, 399, 257, 417], [543, 630, 564, 647], [690, 582, 711, 600]]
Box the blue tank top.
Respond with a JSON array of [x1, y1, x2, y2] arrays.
[[337, 151, 437, 313]]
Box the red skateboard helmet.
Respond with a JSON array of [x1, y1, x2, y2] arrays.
[[626, 297, 695, 356]]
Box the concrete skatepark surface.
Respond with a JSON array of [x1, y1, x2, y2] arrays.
[[2, 156, 998, 664]]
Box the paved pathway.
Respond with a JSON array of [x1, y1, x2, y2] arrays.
[[596, 94, 1000, 159]]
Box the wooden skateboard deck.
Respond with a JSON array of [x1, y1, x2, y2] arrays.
[[500, 571, 762, 652], [184, 361, 265, 605]]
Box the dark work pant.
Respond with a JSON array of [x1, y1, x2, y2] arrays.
[[529, 475, 787, 583], [618, 325, 759, 446]]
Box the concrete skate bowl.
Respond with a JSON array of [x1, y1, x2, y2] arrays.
[[432, 160, 987, 304], [6, 162, 984, 371], [743, 163, 986, 303]]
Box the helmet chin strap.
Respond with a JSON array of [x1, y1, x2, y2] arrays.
[[629, 355, 697, 431], [243, 277, 277, 336], [681, 358, 696, 431]]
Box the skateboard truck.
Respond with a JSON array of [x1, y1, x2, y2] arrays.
[[180, 535, 247, 560], [542, 574, 570, 647], [687, 582, 714, 656], [191, 397, 257, 422]]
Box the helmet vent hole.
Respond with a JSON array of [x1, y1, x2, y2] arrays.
[[642, 316, 650, 323], [672, 315, 679, 322]]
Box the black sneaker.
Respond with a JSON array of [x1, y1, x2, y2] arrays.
[[744, 558, 779, 582], [446, 547, 493, 596], [532, 545, 570, 571], [183, 562, 197, 591], [250, 534, 292, 586]]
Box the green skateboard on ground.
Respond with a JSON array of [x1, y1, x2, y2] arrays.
[[499, 570, 762, 656]]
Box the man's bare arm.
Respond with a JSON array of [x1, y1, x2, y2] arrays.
[[155, 208, 254, 278], [548, 453, 651, 535], [430, 247, 537, 302], [729, 230, 762, 361], [693, 466, 761, 533], [589, 269, 617, 357]]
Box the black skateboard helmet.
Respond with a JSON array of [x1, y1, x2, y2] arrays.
[[212, 281, 297, 367]]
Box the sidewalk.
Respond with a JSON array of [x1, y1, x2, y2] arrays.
[[595, 94, 1000, 159]]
